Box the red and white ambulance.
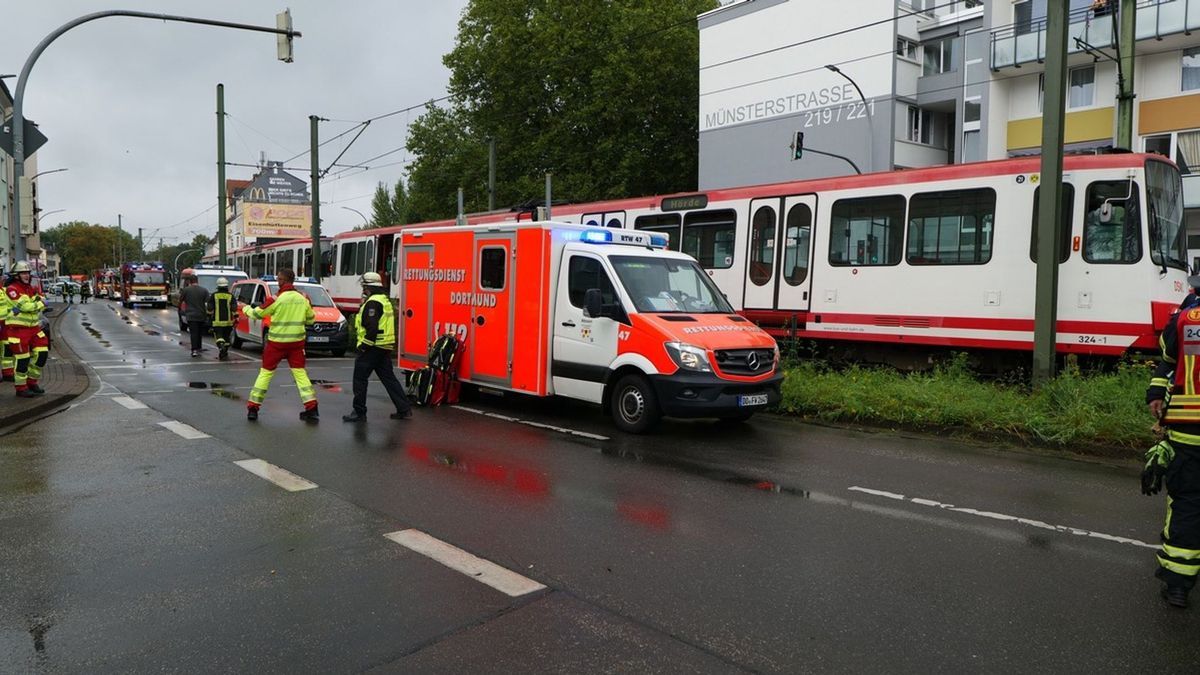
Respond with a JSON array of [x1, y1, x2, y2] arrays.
[[396, 221, 783, 433]]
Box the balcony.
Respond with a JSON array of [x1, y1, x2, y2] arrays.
[[990, 0, 1200, 71]]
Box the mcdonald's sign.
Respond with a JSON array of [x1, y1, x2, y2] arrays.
[[247, 186, 268, 202], [244, 202, 311, 238]]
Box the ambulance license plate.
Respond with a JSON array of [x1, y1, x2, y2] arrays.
[[308, 336, 330, 343], [739, 394, 768, 407]]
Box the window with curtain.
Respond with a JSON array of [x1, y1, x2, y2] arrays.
[[1183, 48, 1200, 92], [1068, 66, 1095, 108], [1175, 130, 1200, 175]]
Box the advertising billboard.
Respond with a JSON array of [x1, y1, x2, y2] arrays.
[[244, 202, 312, 238]]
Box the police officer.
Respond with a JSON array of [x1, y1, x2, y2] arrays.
[[5, 262, 49, 398], [342, 272, 412, 423], [243, 268, 318, 422], [1145, 272, 1200, 608], [205, 278, 238, 360]]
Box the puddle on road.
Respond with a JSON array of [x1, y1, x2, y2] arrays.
[[598, 446, 810, 499], [28, 616, 51, 653], [187, 382, 208, 389], [144, 330, 160, 336]]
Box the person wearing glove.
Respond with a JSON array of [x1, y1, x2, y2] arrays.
[[5, 262, 49, 398], [1145, 275, 1200, 609]]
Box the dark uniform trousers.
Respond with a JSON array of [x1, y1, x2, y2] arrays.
[[1159, 440, 1200, 589], [352, 346, 411, 416]]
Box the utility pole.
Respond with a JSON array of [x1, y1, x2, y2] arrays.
[[309, 114, 322, 282], [488, 138, 496, 211], [1033, 1, 1069, 386], [1116, 0, 1136, 148], [118, 213, 124, 266], [217, 83, 227, 266], [137, 227, 143, 258], [545, 173, 552, 220]]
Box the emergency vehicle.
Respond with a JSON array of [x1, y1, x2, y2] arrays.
[[230, 276, 349, 356], [396, 221, 783, 433], [93, 269, 118, 299], [120, 262, 169, 308]]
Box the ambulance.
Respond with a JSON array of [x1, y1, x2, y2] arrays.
[[396, 221, 783, 433]]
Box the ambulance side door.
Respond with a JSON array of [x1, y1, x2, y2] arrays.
[[551, 252, 622, 403]]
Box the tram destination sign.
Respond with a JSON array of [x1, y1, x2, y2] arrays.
[[661, 195, 708, 212]]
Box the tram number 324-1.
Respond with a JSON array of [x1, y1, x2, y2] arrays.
[[1078, 335, 1109, 344], [803, 101, 874, 128]]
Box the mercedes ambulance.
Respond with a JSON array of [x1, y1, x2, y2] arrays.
[[396, 221, 783, 433]]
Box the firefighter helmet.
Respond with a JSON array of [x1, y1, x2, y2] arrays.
[[12, 261, 31, 273], [216, 277, 229, 287], [361, 272, 383, 286]]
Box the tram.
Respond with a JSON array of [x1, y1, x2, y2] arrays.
[[199, 237, 332, 281], [325, 153, 1187, 357]]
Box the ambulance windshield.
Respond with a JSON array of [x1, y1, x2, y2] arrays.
[[610, 256, 734, 314]]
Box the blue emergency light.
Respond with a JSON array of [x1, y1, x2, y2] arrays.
[[581, 229, 613, 244], [648, 233, 669, 249], [261, 274, 276, 282]]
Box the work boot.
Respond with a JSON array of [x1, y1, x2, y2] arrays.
[[1162, 584, 1190, 609], [16, 389, 37, 399], [299, 405, 320, 423], [191, 350, 200, 358], [219, 344, 229, 360], [246, 407, 259, 421], [27, 383, 45, 395], [390, 410, 413, 420], [342, 412, 366, 423]]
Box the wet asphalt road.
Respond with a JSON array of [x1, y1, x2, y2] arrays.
[[3, 301, 1200, 672]]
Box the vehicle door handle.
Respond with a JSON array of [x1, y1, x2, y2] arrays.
[[561, 321, 576, 328]]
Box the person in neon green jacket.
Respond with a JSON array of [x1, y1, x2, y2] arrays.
[[242, 268, 318, 422]]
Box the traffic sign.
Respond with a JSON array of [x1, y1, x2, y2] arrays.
[[0, 117, 49, 157]]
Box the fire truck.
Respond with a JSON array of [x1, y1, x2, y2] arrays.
[[120, 262, 169, 308], [396, 221, 782, 433], [93, 268, 118, 299]]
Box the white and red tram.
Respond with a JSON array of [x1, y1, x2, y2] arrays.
[[200, 237, 332, 280], [324, 154, 1187, 357]]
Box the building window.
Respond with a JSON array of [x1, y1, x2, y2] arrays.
[[907, 106, 933, 144], [964, 100, 981, 123], [1176, 130, 1200, 175], [1183, 48, 1200, 92], [906, 188, 996, 265], [829, 196, 906, 266], [896, 37, 918, 61], [1145, 134, 1172, 159], [962, 130, 982, 162], [922, 35, 959, 76], [1069, 66, 1095, 108]]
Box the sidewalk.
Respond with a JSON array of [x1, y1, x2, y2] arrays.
[[0, 302, 91, 432]]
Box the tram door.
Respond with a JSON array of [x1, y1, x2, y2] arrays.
[[743, 195, 816, 312]]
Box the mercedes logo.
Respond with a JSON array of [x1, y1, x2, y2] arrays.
[[746, 352, 760, 371]]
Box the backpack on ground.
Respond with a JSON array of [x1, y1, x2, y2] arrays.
[[412, 333, 466, 407], [406, 367, 435, 406]]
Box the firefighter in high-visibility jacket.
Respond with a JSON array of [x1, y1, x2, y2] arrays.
[[6, 262, 49, 398], [342, 272, 412, 422], [205, 277, 238, 361], [241, 268, 318, 422], [1145, 281, 1200, 608], [0, 272, 14, 382]]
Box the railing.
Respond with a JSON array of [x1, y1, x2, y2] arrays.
[[990, 0, 1199, 70]]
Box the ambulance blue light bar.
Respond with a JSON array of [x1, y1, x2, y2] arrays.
[[577, 228, 663, 248], [647, 233, 668, 249], [581, 229, 612, 244]]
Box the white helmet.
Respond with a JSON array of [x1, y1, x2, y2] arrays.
[[361, 272, 383, 286], [12, 261, 31, 273], [216, 277, 229, 287]]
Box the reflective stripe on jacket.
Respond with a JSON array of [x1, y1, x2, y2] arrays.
[[243, 287, 313, 343], [354, 293, 395, 349], [1163, 307, 1200, 425], [6, 282, 44, 328], [209, 291, 236, 327]]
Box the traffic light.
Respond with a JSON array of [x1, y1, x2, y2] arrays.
[[793, 131, 804, 160], [276, 9, 294, 63]]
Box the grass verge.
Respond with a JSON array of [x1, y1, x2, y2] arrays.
[[775, 355, 1156, 456]]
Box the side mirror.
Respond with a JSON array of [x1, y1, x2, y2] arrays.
[[1099, 201, 1113, 224], [584, 288, 603, 318]]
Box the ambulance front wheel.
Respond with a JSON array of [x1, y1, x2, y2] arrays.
[[611, 374, 661, 434]]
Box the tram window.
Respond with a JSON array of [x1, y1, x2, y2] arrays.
[[279, 250, 294, 272], [634, 214, 681, 251], [323, 246, 336, 277], [583, 213, 603, 227], [1083, 181, 1141, 264], [267, 252, 276, 275], [356, 241, 368, 275], [683, 209, 737, 269], [783, 204, 812, 286], [906, 188, 996, 265], [479, 247, 507, 290], [829, 196, 905, 266], [365, 240, 375, 273], [340, 242, 357, 276], [749, 205, 776, 286], [300, 247, 312, 277], [1030, 184, 1075, 263]]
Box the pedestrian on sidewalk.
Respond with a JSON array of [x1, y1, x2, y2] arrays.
[[205, 277, 238, 360], [242, 267, 318, 422], [342, 272, 412, 423], [80, 282, 91, 304], [178, 274, 210, 358], [5, 262, 49, 398]]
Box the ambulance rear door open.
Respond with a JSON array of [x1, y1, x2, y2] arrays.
[[551, 248, 622, 403]]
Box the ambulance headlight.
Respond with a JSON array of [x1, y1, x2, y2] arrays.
[[664, 341, 712, 373]]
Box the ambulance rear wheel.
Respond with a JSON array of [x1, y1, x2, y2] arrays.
[[611, 374, 660, 434]]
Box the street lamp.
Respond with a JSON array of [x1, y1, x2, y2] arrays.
[[36, 208, 66, 228], [174, 248, 203, 277], [341, 206, 369, 227], [825, 64, 875, 173], [30, 167, 68, 180]]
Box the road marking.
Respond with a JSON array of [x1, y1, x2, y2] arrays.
[[383, 529, 546, 597], [456, 406, 610, 441], [233, 459, 318, 491], [157, 420, 210, 440], [112, 396, 148, 410], [93, 362, 216, 369], [847, 486, 1157, 550]]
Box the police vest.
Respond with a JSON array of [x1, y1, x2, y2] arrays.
[[1164, 307, 1200, 425], [211, 291, 235, 327], [355, 293, 395, 349], [243, 288, 313, 343], [6, 284, 44, 328]]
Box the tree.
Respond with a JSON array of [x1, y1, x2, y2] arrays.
[[391, 178, 411, 227], [405, 0, 716, 220], [41, 221, 143, 275], [369, 181, 396, 229]]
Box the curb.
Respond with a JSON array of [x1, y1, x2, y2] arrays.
[[0, 305, 92, 433]]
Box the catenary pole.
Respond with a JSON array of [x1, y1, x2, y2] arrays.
[[217, 83, 227, 266], [1033, 0, 1069, 386], [1116, 0, 1136, 149], [309, 115, 321, 282]]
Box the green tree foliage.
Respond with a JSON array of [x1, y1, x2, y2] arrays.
[[405, 0, 716, 220], [144, 234, 214, 275], [390, 178, 411, 227], [40, 221, 143, 275], [365, 179, 413, 230]]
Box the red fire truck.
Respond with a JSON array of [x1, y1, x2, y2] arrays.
[[120, 262, 169, 308], [93, 268, 118, 299]]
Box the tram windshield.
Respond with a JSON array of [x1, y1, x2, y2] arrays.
[[610, 255, 735, 314], [1146, 159, 1188, 271]]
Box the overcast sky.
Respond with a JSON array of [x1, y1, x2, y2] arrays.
[[2, 0, 469, 245]]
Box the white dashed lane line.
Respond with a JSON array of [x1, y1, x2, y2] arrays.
[[112, 396, 148, 410], [233, 459, 318, 492], [384, 529, 546, 597], [158, 420, 211, 440], [456, 406, 610, 441]]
